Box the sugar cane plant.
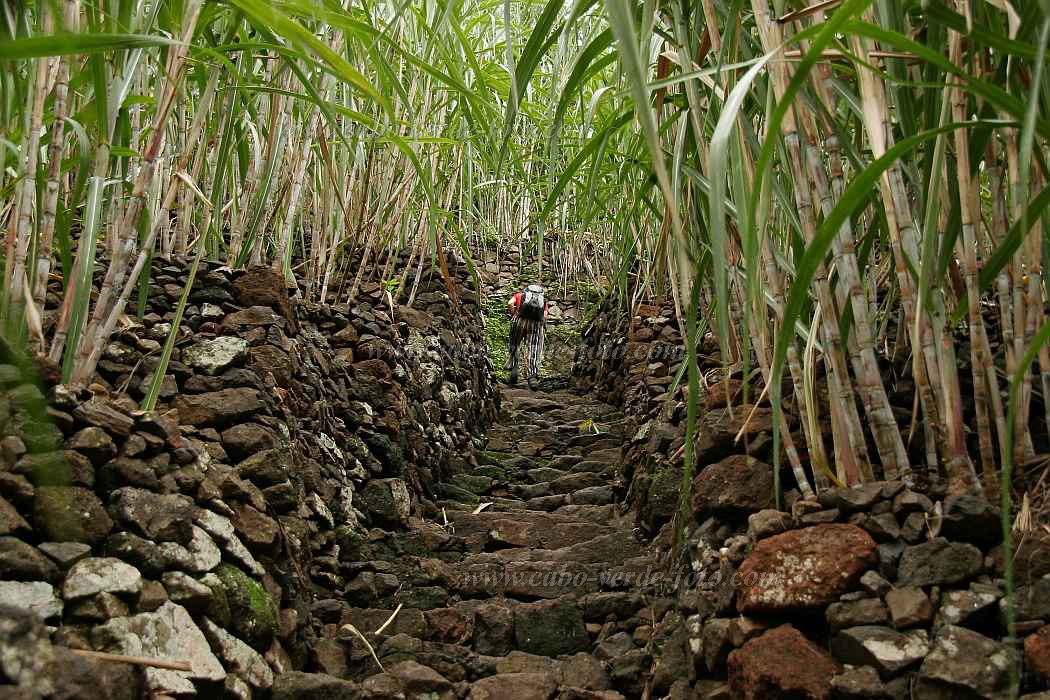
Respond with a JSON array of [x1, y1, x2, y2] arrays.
[[2, 0, 1049, 690], [0, 0, 621, 394], [511, 0, 1048, 692]]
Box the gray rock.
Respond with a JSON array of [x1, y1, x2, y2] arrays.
[[914, 625, 1019, 699], [859, 570, 891, 597], [172, 387, 264, 427], [821, 483, 884, 511], [893, 489, 934, 515], [513, 598, 589, 656], [183, 337, 250, 376], [237, 448, 292, 488], [860, 513, 901, 542], [67, 591, 129, 620], [900, 511, 927, 544], [935, 588, 998, 631], [0, 581, 62, 620], [940, 494, 1002, 548], [65, 427, 117, 466], [194, 508, 265, 577], [221, 423, 279, 463], [162, 572, 213, 614], [0, 537, 59, 582], [878, 541, 906, 580], [359, 478, 411, 527], [747, 509, 794, 540], [702, 618, 732, 674], [1009, 575, 1050, 622], [898, 538, 983, 587], [830, 665, 889, 699], [572, 485, 615, 505], [831, 626, 929, 679], [0, 495, 31, 537], [827, 599, 889, 630], [201, 303, 225, 319], [38, 541, 92, 569], [200, 617, 273, 689], [214, 564, 277, 651], [0, 604, 55, 694], [159, 525, 221, 574], [271, 672, 361, 700], [109, 488, 195, 545], [92, 601, 225, 695], [62, 557, 143, 601], [72, 399, 135, 436], [33, 487, 112, 544], [104, 531, 166, 578]]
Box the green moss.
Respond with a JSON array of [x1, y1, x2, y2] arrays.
[[336, 524, 373, 560], [474, 465, 509, 480], [484, 295, 513, 381], [215, 563, 278, 651], [645, 466, 683, 524], [201, 573, 231, 628]]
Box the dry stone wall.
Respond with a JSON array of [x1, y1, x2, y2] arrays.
[[0, 252, 498, 697], [571, 297, 1050, 699]]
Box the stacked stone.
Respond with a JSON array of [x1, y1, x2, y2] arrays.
[[477, 244, 592, 376], [0, 252, 498, 698], [572, 299, 1050, 699], [659, 484, 1050, 699]]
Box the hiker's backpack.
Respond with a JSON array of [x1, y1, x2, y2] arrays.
[[519, 285, 545, 320]]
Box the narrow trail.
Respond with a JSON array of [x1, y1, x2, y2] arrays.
[[344, 381, 666, 699]]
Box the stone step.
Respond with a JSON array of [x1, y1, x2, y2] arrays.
[[526, 466, 569, 483], [447, 510, 619, 549]]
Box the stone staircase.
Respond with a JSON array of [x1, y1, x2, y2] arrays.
[[291, 382, 677, 699]]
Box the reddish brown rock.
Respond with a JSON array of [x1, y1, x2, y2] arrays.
[[1026, 625, 1050, 682], [232, 266, 296, 330], [691, 454, 775, 519], [727, 624, 841, 699], [469, 672, 558, 700], [736, 524, 877, 614], [426, 607, 474, 645]]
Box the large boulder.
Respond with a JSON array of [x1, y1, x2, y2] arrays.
[[728, 624, 840, 699], [691, 454, 775, 520], [736, 524, 877, 614], [92, 602, 225, 696]]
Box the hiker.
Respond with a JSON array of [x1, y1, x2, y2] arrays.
[[506, 284, 548, 389]]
